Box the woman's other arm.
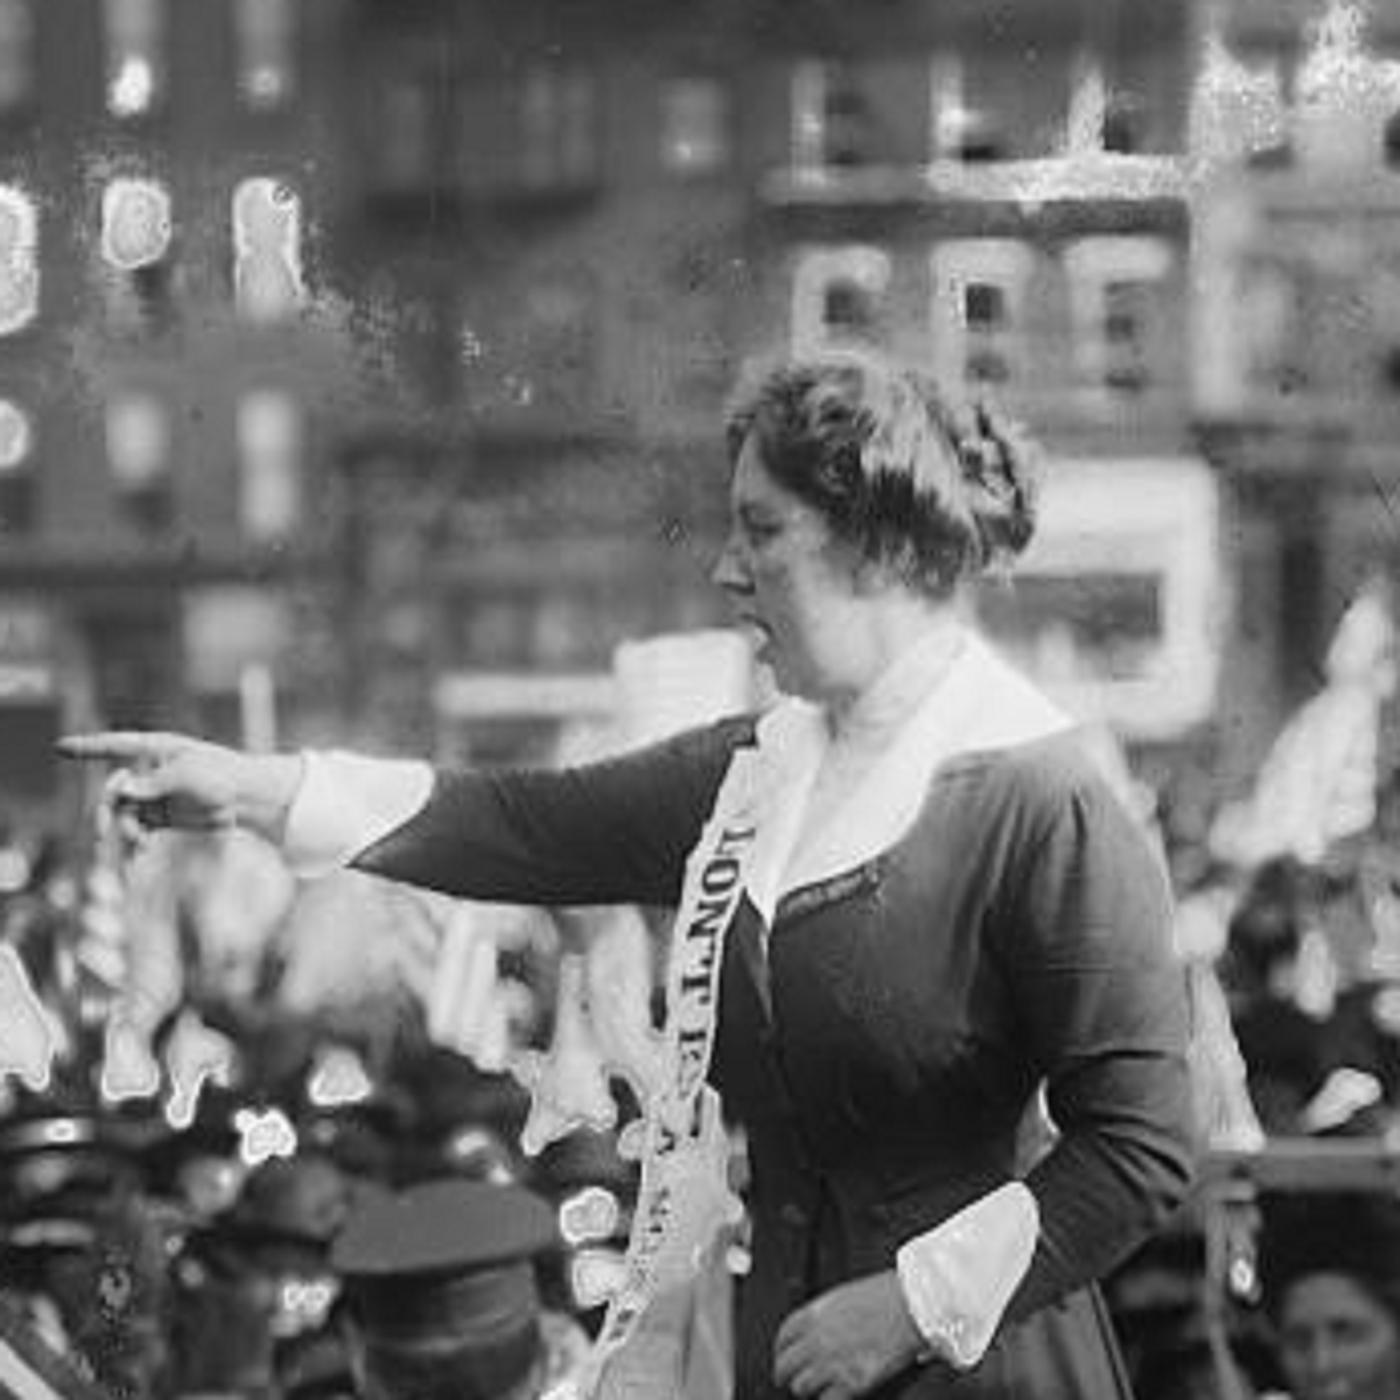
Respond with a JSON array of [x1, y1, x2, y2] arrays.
[[1002, 768, 1199, 1322]]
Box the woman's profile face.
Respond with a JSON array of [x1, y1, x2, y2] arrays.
[[1278, 1271, 1400, 1400], [712, 435, 869, 703]]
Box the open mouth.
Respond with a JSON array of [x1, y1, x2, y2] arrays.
[[736, 616, 770, 649]]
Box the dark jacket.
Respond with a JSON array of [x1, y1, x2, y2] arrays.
[[357, 718, 1197, 1399]]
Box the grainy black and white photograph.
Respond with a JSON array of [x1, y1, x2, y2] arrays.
[[2, 2, 1400, 1398]]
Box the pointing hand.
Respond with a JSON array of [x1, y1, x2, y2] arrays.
[[56, 731, 302, 846]]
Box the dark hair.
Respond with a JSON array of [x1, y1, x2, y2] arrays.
[[1257, 1191, 1400, 1325], [1223, 855, 1327, 994], [723, 348, 1041, 598]]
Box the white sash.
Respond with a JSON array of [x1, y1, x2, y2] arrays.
[[575, 706, 824, 1400]]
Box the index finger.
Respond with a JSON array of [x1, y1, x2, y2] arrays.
[[55, 731, 189, 763]]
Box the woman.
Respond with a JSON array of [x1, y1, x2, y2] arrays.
[[1258, 1191, 1400, 1400], [61, 350, 1196, 1399]]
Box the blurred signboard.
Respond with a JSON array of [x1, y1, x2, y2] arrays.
[[976, 455, 1222, 741], [182, 587, 290, 692]]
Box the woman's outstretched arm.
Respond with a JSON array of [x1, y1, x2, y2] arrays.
[[59, 717, 755, 910]]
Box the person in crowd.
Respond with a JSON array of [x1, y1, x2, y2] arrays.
[[59, 348, 1196, 1399], [1257, 1191, 1400, 1400], [1217, 858, 1337, 1136], [1317, 851, 1400, 1127], [331, 1176, 565, 1400]]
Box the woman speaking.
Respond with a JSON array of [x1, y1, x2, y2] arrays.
[[61, 349, 1196, 1399]]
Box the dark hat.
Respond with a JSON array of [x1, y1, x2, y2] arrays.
[[332, 1178, 558, 1400], [0, 1109, 151, 1249], [226, 1153, 353, 1251]]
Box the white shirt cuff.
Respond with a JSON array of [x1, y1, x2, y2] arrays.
[[895, 1181, 1039, 1371], [283, 749, 435, 879]]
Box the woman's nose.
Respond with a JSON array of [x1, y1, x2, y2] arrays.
[[711, 534, 751, 593]]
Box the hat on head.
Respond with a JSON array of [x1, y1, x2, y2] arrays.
[[225, 1152, 353, 1251], [332, 1177, 558, 1400]]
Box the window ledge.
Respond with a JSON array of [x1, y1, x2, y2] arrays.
[[760, 154, 1188, 208]]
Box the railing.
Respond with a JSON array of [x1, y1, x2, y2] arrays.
[[1202, 1136, 1400, 1195]]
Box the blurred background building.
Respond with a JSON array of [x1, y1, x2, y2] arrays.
[[1, 0, 1397, 816]]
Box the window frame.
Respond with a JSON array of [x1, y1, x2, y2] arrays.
[[231, 0, 297, 114], [102, 0, 168, 120], [791, 243, 891, 353], [231, 175, 305, 323], [1063, 235, 1173, 402], [236, 387, 303, 541], [0, 182, 38, 336], [657, 73, 729, 177], [929, 238, 1032, 391]]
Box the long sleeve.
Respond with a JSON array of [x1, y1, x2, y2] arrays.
[[1001, 775, 1198, 1322], [351, 717, 753, 909]]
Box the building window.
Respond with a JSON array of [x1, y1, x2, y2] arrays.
[[1065, 55, 1147, 155], [103, 0, 166, 118], [106, 390, 172, 526], [946, 110, 1003, 162], [929, 54, 1006, 162], [1103, 94, 1148, 154], [930, 240, 1031, 390], [1237, 256, 1312, 399], [100, 176, 172, 330], [791, 60, 823, 170], [237, 389, 301, 539], [927, 54, 963, 161], [1100, 281, 1155, 391], [232, 0, 295, 112], [232, 177, 303, 321], [0, 0, 35, 115], [792, 59, 873, 169], [101, 177, 171, 271], [1372, 265, 1400, 394], [792, 246, 890, 352], [1064, 237, 1172, 397], [0, 396, 30, 469], [659, 76, 727, 174], [793, 58, 901, 170], [519, 62, 598, 190], [822, 62, 873, 167], [1385, 110, 1400, 167], [0, 397, 33, 531], [0, 184, 37, 335]]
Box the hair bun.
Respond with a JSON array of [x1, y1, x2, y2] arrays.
[[949, 399, 1040, 568]]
